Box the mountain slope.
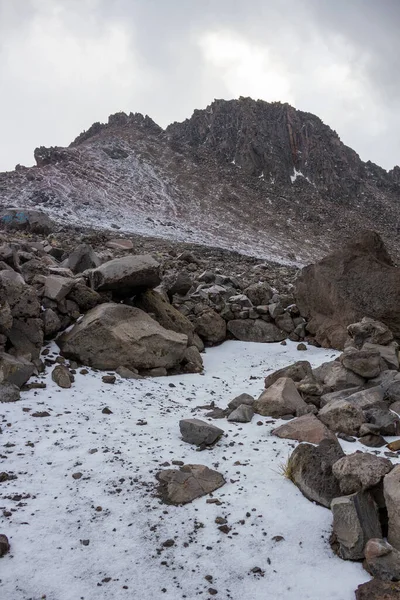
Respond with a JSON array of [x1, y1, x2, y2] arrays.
[[1, 98, 399, 263]]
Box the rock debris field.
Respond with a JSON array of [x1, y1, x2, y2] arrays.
[[2, 340, 398, 600]]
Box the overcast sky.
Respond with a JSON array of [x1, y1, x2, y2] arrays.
[[0, 0, 399, 172]]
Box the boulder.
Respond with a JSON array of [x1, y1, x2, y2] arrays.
[[272, 414, 335, 444], [332, 452, 393, 495], [62, 243, 101, 274], [364, 539, 400, 582], [0, 208, 54, 234], [41, 308, 62, 338], [227, 319, 286, 343], [384, 465, 400, 550], [57, 303, 188, 371], [319, 399, 366, 436], [295, 231, 400, 349], [364, 408, 400, 436], [0, 382, 20, 402], [181, 346, 203, 373], [88, 254, 160, 296], [265, 361, 312, 389], [227, 404, 254, 423], [355, 579, 400, 599], [116, 366, 142, 380], [320, 387, 362, 409], [330, 491, 382, 560], [288, 439, 344, 508], [8, 317, 43, 360], [0, 353, 34, 387], [194, 309, 226, 344], [254, 377, 308, 417], [105, 239, 134, 250], [0, 301, 12, 334], [156, 464, 225, 505], [340, 347, 382, 379], [179, 419, 224, 446]]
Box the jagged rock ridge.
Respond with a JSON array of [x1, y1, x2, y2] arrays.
[[1, 98, 399, 263]]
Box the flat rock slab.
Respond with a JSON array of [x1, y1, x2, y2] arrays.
[[179, 419, 224, 446], [272, 414, 335, 444], [156, 464, 225, 505], [355, 578, 400, 599]]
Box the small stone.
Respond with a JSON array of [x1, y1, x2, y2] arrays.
[[52, 364, 72, 389], [162, 539, 175, 547], [297, 343, 307, 351], [0, 534, 10, 557], [72, 472, 82, 480], [32, 411, 50, 418], [102, 375, 116, 384], [81, 539, 90, 546], [102, 407, 113, 415]]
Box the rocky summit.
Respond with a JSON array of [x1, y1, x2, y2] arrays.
[[1, 98, 400, 263]]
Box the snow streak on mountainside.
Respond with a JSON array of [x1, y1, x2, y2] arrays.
[[1, 98, 400, 263]]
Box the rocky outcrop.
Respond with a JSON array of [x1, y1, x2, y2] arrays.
[[295, 232, 400, 349], [57, 303, 188, 371]]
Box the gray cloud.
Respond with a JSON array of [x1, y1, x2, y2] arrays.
[[0, 0, 399, 171]]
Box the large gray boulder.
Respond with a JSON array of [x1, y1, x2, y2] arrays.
[[44, 275, 75, 302], [348, 317, 394, 348], [288, 439, 344, 508], [254, 377, 308, 417], [384, 465, 400, 550], [0, 208, 54, 234], [0, 271, 40, 318], [332, 452, 393, 495], [179, 419, 224, 446], [331, 491, 382, 560], [57, 303, 188, 371], [156, 464, 225, 505], [0, 382, 20, 402], [227, 319, 286, 343], [88, 254, 160, 296], [0, 353, 34, 387], [313, 360, 365, 393], [340, 347, 382, 379]]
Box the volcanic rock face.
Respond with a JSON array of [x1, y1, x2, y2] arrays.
[[1, 99, 400, 263]]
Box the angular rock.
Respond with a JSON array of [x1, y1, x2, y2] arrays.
[[0, 208, 54, 234], [355, 579, 400, 599], [115, 366, 142, 379], [62, 243, 101, 274], [332, 452, 393, 495], [0, 382, 20, 402], [41, 308, 62, 338], [44, 275, 75, 302], [227, 404, 254, 423], [88, 254, 160, 296], [194, 309, 226, 344], [330, 491, 382, 560], [364, 538, 400, 582], [365, 408, 400, 436], [264, 361, 312, 389], [156, 464, 225, 505], [254, 377, 308, 417], [0, 533, 10, 557], [319, 399, 366, 436], [0, 301, 12, 334], [360, 434, 387, 448], [341, 347, 382, 379], [8, 317, 44, 360], [67, 283, 101, 312], [105, 239, 133, 250], [244, 282, 273, 306], [58, 303, 188, 371], [0, 270, 40, 318], [384, 465, 400, 550], [272, 414, 335, 444], [179, 419, 224, 446], [363, 342, 399, 371], [136, 289, 196, 343], [288, 439, 344, 508], [227, 319, 286, 343], [227, 393, 255, 410]]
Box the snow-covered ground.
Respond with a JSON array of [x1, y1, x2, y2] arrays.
[[2, 340, 391, 600]]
